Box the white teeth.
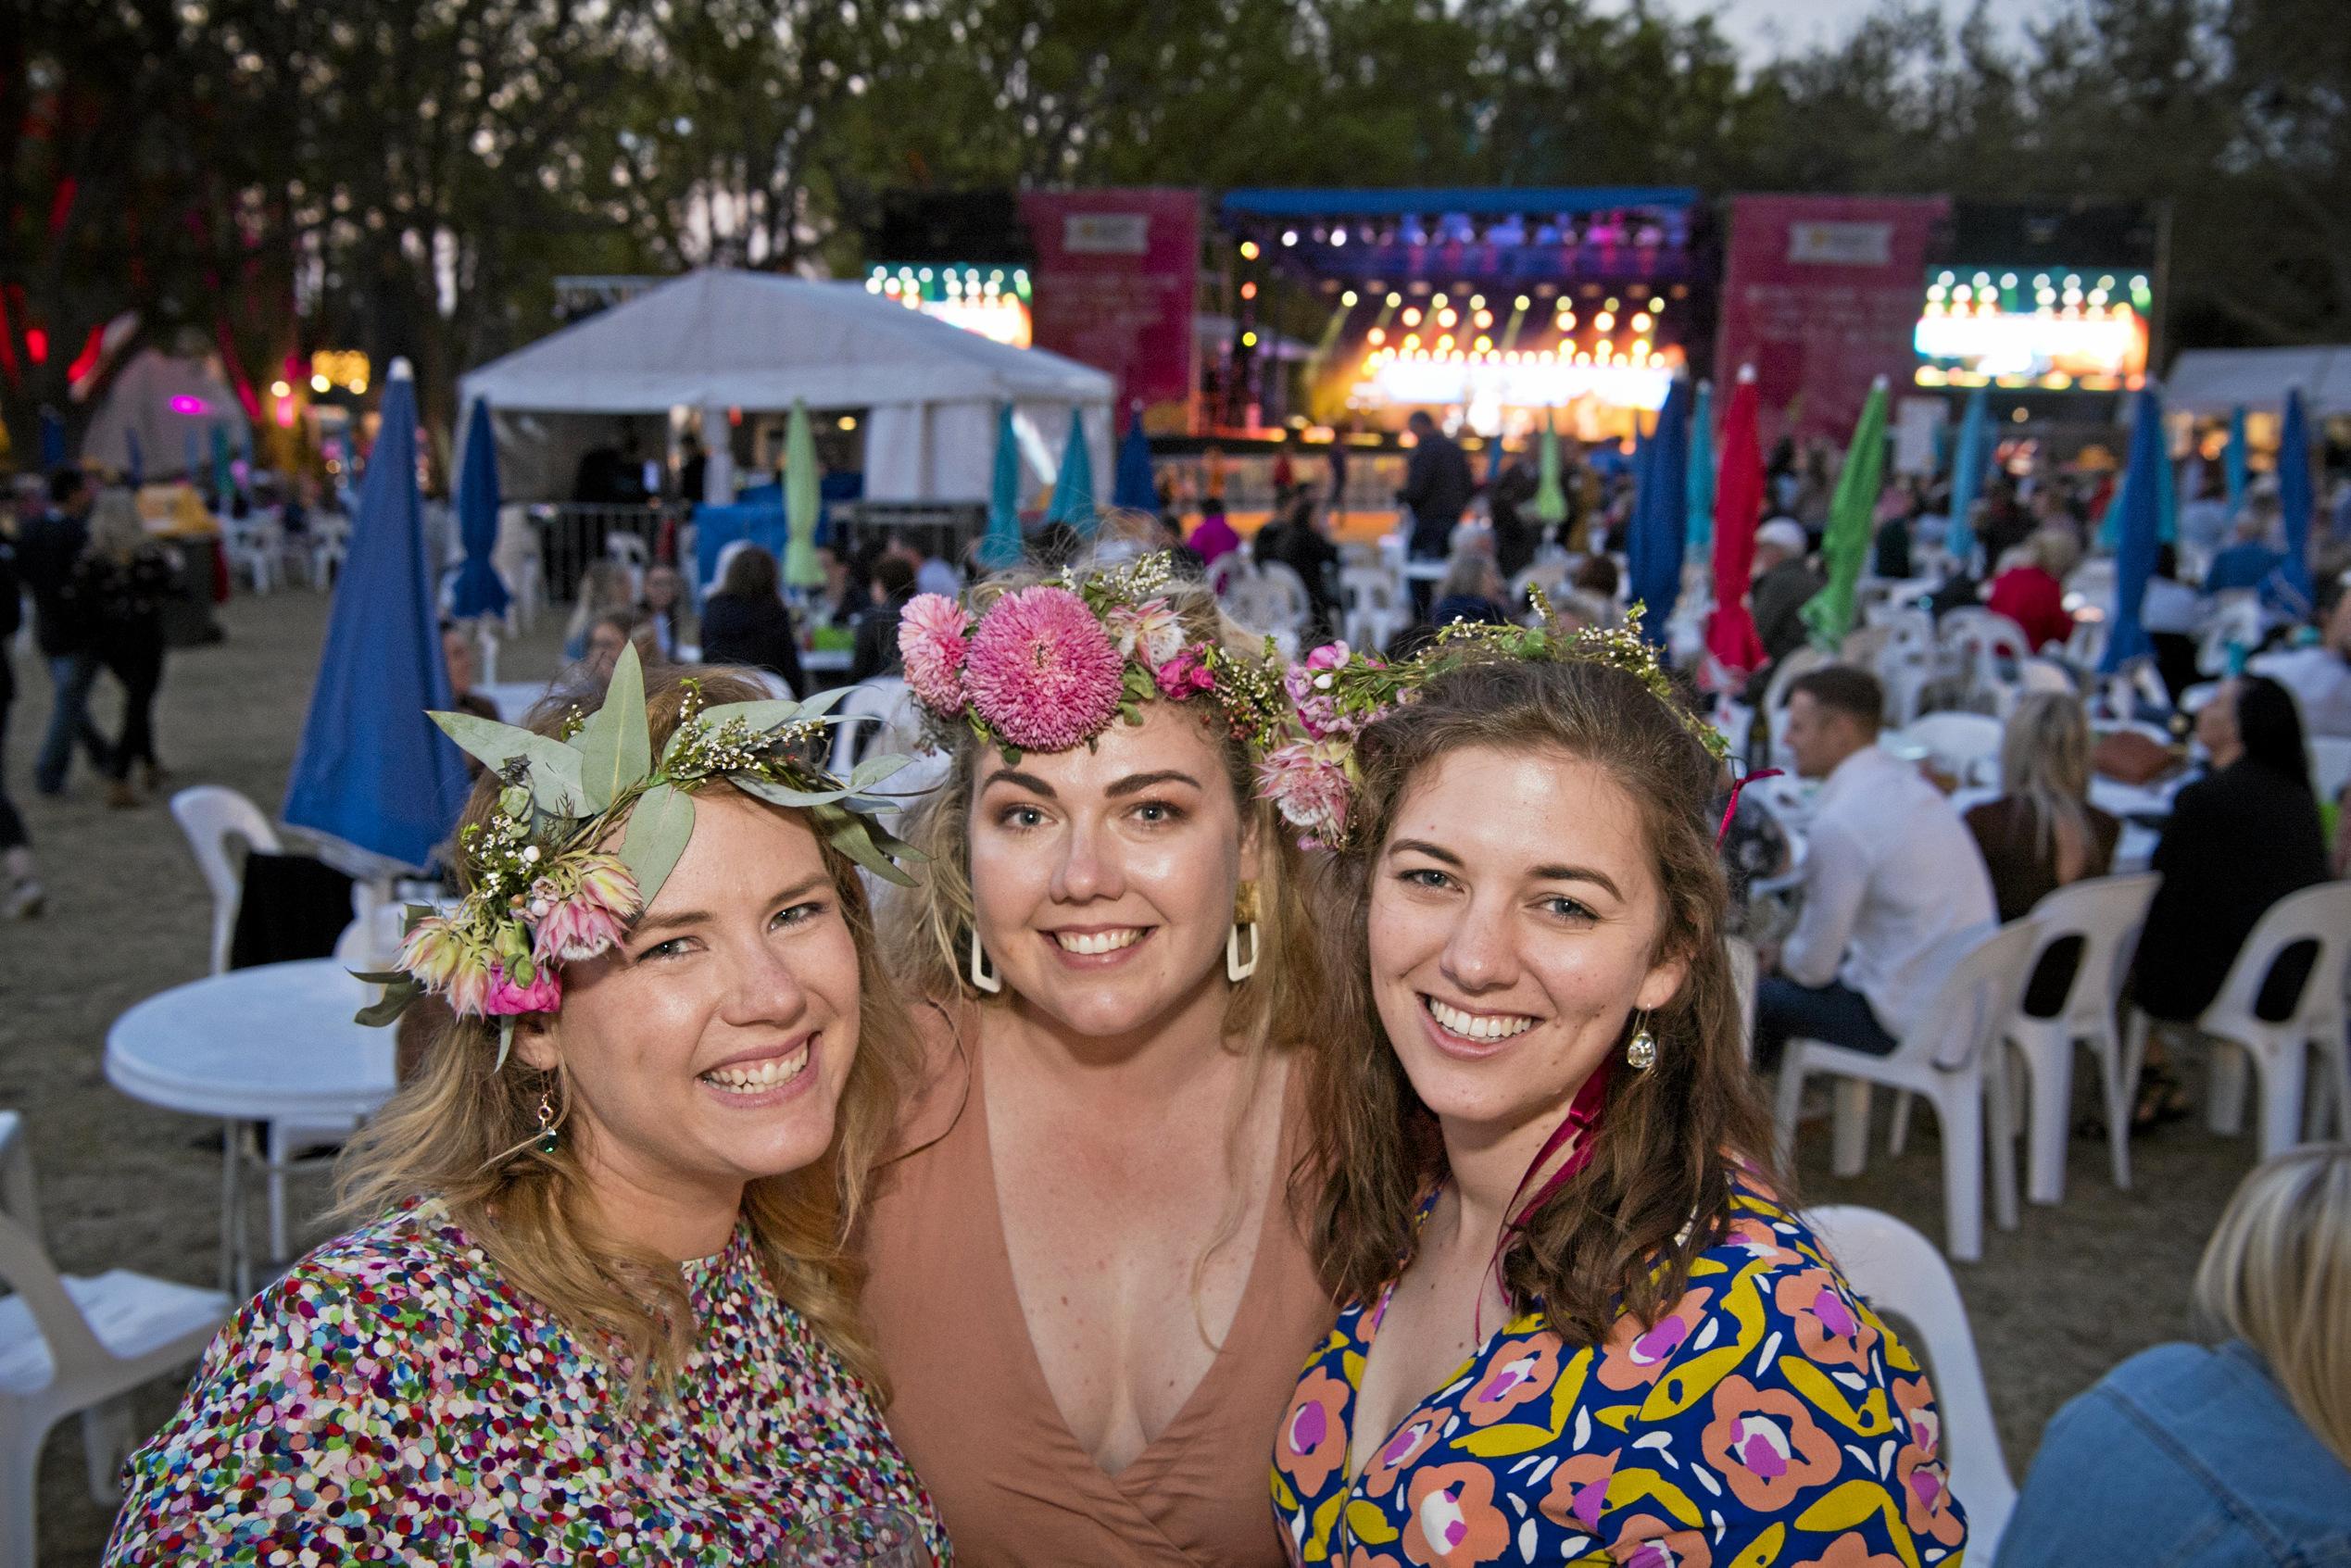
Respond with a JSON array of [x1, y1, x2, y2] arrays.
[[1053, 928, 1144, 955], [700, 1044, 811, 1094], [1425, 997, 1538, 1042]]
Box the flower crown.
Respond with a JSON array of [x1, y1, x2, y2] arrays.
[[355, 645, 923, 1066], [896, 552, 1289, 759], [1255, 596, 1731, 851]]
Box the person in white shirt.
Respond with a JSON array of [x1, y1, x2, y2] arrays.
[[1754, 665, 1997, 1070], [2255, 574, 2351, 741]]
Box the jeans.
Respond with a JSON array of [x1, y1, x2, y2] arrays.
[[1754, 976, 1897, 1073], [34, 651, 109, 795], [0, 658, 26, 852]]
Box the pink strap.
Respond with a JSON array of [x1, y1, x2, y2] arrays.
[[1477, 1056, 1614, 1336], [1716, 767, 1783, 847]]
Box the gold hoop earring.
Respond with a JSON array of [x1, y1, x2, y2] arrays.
[[1226, 881, 1262, 983], [967, 926, 1002, 994], [1626, 1014, 1657, 1072]]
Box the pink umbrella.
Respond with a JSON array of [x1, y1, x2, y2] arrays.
[[1705, 365, 1766, 679]]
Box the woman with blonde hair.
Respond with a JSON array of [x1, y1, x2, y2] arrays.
[[1998, 1144, 2351, 1564], [74, 487, 178, 808], [107, 654, 947, 1564], [1262, 620, 1962, 1563], [864, 553, 1332, 1565], [1965, 690, 2121, 1010]]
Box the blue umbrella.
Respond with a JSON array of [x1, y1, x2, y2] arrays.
[[211, 423, 233, 509], [37, 408, 66, 470], [182, 424, 201, 483], [2277, 387, 2316, 609], [2100, 385, 2166, 676], [283, 360, 471, 872], [1112, 405, 1157, 514], [1044, 408, 1097, 535], [447, 396, 510, 620], [1684, 381, 1715, 555], [1944, 386, 1989, 562], [977, 405, 1024, 571], [2154, 419, 2179, 545], [124, 427, 144, 486], [1625, 379, 1690, 650], [2223, 406, 2248, 519]]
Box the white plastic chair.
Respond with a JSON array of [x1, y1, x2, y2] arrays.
[[1804, 1204, 2017, 1558], [493, 503, 542, 632], [1773, 919, 2041, 1261], [220, 515, 281, 594], [1941, 607, 2034, 697], [1726, 935, 1758, 1062], [2003, 872, 2160, 1204], [1339, 563, 1407, 654], [1250, 561, 1314, 639], [170, 785, 282, 977], [2131, 881, 2351, 1157], [1889, 711, 2005, 789], [2195, 591, 2264, 677], [828, 678, 924, 776], [2309, 736, 2351, 806], [0, 1110, 231, 1568], [1758, 645, 1833, 771], [307, 513, 351, 589]]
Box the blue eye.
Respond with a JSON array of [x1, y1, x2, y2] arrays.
[[998, 805, 1048, 831], [1131, 799, 1186, 825], [639, 936, 694, 961], [773, 901, 825, 929], [1540, 897, 1596, 922], [1398, 867, 1453, 891]]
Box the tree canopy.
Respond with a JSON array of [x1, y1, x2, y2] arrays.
[[3, 0, 2343, 448]]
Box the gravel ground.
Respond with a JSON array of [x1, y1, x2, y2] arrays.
[[7, 588, 2257, 1564]]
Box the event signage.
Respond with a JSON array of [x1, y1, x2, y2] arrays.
[[1716, 194, 1948, 443], [1020, 188, 1199, 420]]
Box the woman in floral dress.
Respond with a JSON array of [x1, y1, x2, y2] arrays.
[[106, 661, 948, 1565], [1261, 634, 1967, 1567]]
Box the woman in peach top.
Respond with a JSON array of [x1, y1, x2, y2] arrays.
[[862, 557, 1335, 1565]]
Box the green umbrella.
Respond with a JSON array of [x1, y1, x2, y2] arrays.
[[1530, 409, 1566, 526], [783, 398, 824, 589], [1801, 376, 1890, 651]]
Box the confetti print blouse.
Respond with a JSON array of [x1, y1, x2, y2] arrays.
[[1272, 1180, 1967, 1567], [104, 1200, 949, 1566]]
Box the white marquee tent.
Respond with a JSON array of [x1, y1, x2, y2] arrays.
[[81, 349, 255, 479], [457, 269, 1114, 503], [2167, 345, 2351, 420]]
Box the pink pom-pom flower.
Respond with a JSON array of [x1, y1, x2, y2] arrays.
[[962, 585, 1125, 751], [483, 961, 562, 1016], [1257, 739, 1354, 848], [899, 593, 974, 715]]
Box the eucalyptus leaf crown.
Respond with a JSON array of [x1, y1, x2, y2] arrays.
[[895, 551, 1290, 761], [1254, 596, 1731, 851], [357, 645, 924, 1065]]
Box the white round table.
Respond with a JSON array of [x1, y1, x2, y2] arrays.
[[107, 960, 398, 1293]]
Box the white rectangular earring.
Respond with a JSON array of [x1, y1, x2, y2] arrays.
[[1226, 921, 1260, 983], [968, 926, 1002, 994]]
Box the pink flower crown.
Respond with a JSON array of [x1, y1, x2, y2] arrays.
[[1255, 597, 1730, 850], [897, 552, 1289, 759]]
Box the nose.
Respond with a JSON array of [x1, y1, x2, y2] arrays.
[[718, 935, 813, 1030], [1048, 812, 1126, 905], [1439, 893, 1521, 995]]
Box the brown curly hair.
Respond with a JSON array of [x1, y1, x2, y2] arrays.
[[1297, 656, 1780, 1347]]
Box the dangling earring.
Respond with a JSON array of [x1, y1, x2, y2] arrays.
[[1226, 880, 1262, 984], [534, 1089, 560, 1154], [967, 926, 1002, 994], [1626, 1014, 1658, 1072]]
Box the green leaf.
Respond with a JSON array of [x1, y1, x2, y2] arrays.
[[433, 712, 589, 814], [572, 644, 651, 810], [734, 776, 850, 809], [698, 697, 802, 734], [347, 968, 409, 985], [355, 977, 423, 1028], [792, 687, 853, 720], [823, 809, 916, 886], [618, 783, 695, 907], [849, 752, 911, 790]]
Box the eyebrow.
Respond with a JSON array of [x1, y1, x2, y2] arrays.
[[1105, 770, 1202, 797], [1388, 838, 1624, 901], [981, 768, 1057, 798], [630, 875, 831, 940]]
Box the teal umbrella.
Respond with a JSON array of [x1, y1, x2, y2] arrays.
[[978, 405, 1024, 571], [2155, 417, 2179, 545], [1529, 410, 1566, 527], [783, 398, 823, 589], [1944, 387, 1989, 562], [2223, 406, 2248, 519], [210, 423, 233, 509], [1044, 408, 1096, 534], [1684, 381, 1715, 554]]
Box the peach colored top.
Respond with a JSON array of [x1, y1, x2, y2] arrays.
[[861, 1006, 1333, 1568]]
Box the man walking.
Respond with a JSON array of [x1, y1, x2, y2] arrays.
[[20, 470, 109, 795]]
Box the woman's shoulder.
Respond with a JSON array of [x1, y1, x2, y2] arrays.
[[242, 1203, 522, 1355], [884, 997, 977, 1159]]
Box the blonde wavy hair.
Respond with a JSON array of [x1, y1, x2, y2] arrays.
[[1998, 691, 2095, 864], [2193, 1143, 2351, 1466], [335, 667, 921, 1399], [882, 566, 1325, 1060]]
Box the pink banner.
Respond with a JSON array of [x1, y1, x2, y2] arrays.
[[1715, 194, 1947, 445], [1020, 188, 1199, 420]]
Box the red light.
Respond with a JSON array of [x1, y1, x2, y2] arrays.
[[1239, 282, 1257, 301], [24, 329, 46, 364]]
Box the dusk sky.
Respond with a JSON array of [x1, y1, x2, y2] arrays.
[[1642, 0, 2051, 63]]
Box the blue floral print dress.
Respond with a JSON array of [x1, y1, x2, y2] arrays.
[[1271, 1178, 1966, 1567]]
